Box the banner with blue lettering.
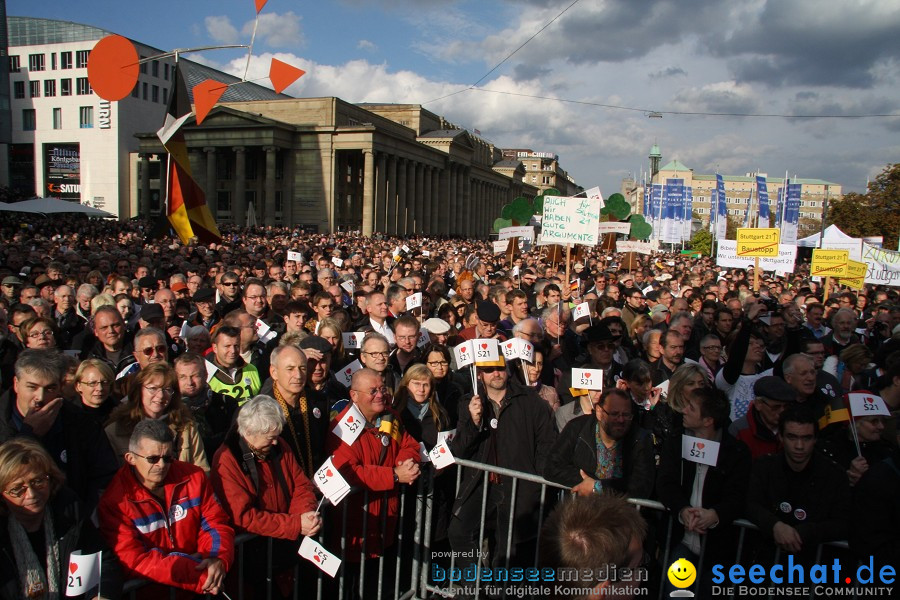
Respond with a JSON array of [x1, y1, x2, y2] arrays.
[[781, 181, 802, 244], [715, 174, 727, 239], [756, 175, 770, 225], [643, 185, 650, 218], [683, 187, 693, 241], [774, 184, 783, 229], [664, 178, 684, 243], [651, 184, 663, 240]]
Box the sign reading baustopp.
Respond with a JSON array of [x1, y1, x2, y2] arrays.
[[811, 249, 849, 278], [736, 228, 780, 257]]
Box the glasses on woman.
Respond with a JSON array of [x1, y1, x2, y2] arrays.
[[79, 379, 111, 387], [4, 475, 50, 498], [427, 360, 449, 367], [144, 386, 175, 397], [28, 330, 54, 340]]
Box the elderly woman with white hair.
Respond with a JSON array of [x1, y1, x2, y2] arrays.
[[211, 395, 321, 541]]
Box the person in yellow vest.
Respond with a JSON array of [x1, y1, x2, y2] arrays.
[[207, 325, 261, 405]]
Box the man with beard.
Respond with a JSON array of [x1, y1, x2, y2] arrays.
[[545, 387, 654, 499], [823, 308, 859, 358], [651, 330, 685, 386], [557, 322, 624, 407], [390, 315, 423, 379]]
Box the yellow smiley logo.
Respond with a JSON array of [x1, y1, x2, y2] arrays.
[[667, 558, 696, 589]]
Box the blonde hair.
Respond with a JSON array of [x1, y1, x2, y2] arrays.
[[393, 363, 448, 431], [74, 358, 114, 385], [90, 293, 116, 314], [0, 438, 65, 514], [667, 363, 710, 413]]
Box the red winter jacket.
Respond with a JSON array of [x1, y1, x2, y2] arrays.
[[98, 460, 234, 594], [327, 405, 421, 561], [210, 437, 317, 539], [728, 401, 780, 459]]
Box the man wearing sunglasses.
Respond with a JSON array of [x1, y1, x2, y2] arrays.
[[100, 419, 234, 596]]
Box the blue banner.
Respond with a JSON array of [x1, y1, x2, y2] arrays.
[[684, 187, 693, 240], [756, 175, 770, 224], [651, 184, 663, 239], [664, 178, 684, 243], [781, 181, 802, 244], [715, 174, 727, 239]]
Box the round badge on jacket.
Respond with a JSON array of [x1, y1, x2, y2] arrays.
[[779, 502, 792, 513], [313, 407, 321, 419], [793, 508, 807, 521], [490, 418, 498, 429], [381, 435, 390, 447]]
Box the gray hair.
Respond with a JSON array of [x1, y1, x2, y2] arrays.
[[237, 395, 285, 438], [185, 325, 210, 341], [14, 349, 65, 382], [27, 298, 51, 311], [642, 328, 662, 348], [76, 283, 99, 299], [512, 317, 543, 340], [540, 304, 571, 323], [134, 327, 165, 347], [783, 353, 814, 376], [270, 344, 306, 369], [599, 307, 622, 318], [267, 281, 289, 295], [669, 311, 693, 328], [129, 418, 174, 452], [361, 332, 390, 351]]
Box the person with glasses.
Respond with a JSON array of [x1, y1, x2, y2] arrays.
[[216, 272, 243, 315], [359, 332, 395, 391], [421, 343, 464, 412], [99, 419, 233, 597], [697, 333, 725, 381], [390, 315, 424, 380], [621, 288, 647, 331], [18, 316, 58, 350], [105, 363, 209, 471], [72, 358, 117, 428], [0, 438, 122, 600], [447, 351, 556, 578], [557, 322, 624, 408]]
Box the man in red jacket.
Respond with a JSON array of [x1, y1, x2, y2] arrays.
[[98, 419, 234, 596], [728, 376, 796, 459]]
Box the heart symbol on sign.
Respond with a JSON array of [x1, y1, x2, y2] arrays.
[[584, 373, 591, 378], [314, 555, 321, 562], [347, 416, 354, 423], [697, 443, 705, 450], [326, 469, 333, 477], [481, 343, 488, 350], [345, 368, 352, 375], [69, 563, 78, 574], [460, 347, 467, 354], [439, 447, 446, 453], [864, 397, 874, 403]]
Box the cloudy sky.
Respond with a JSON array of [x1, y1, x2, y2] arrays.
[[12, 0, 900, 195]]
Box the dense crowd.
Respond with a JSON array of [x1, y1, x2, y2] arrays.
[[0, 213, 897, 599]]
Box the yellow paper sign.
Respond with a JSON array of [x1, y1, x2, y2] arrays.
[[811, 249, 849, 277], [736, 228, 780, 257], [839, 259, 868, 290]]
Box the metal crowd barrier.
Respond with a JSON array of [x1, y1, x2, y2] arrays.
[[121, 458, 855, 600]]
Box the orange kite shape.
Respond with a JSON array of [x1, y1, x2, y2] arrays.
[[255, 0, 268, 12], [87, 35, 140, 102], [269, 58, 305, 94], [193, 79, 228, 125]]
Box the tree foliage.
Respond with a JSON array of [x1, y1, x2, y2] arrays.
[[691, 229, 712, 256], [827, 163, 900, 248]]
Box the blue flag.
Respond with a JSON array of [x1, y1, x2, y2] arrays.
[[756, 175, 770, 224], [715, 174, 727, 239]]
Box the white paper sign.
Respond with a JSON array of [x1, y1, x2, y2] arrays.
[[298, 536, 341, 578], [598, 222, 632, 235], [331, 257, 343, 268], [498, 225, 535, 241], [681, 435, 720, 467], [342, 332, 366, 350], [340, 280, 355, 295], [178, 320, 190, 340], [429, 439, 456, 469], [402, 244, 411, 254], [405, 292, 423, 311], [472, 338, 500, 363], [335, 359, 363, 388], [654, 379, 670, 400], [492, 240, 509, 254], [422, 250, 430, 257], [287, 250, 303, 262], [313, 457, 352, 506], [454, 341, 475, 369], [66, 551, 101, 596], [332, 402, 366, 447], [716, 240, 797, 275], [512, 266, 520, 277], [437, 428, 457, 445], [518, 339, 534, 363], [540, 195, 601, 246], [572, 368, 603, 390], [204, 359, 220, 384], [417, 329, 431, 348], [255, 318, 277, 344], [501, 339, 519, 360], [847, 393, 891, 417], [617, 241, 653, 255], [573, 302, 591, 321]]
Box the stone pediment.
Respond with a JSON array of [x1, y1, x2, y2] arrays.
[[184, 106, 293, 130]]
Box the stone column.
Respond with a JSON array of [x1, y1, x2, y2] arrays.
[[264, 146, 277, 226], [362, 149, 375, 236], [204, 147, 217, 219], [414, 162, 425, 234], [140, 154, 151, 218], [404, 159, 416, 235], [422, 166, 432, 235], [448, 163, 457, 236], [283, 149, 293, 226], [437, 165, 447, 236], [396, 158, 407, 236], [233, 147, 246, 227], [375, 152, 387, 235], [386, 156, 398, 235], [457, 167, 466, 237]]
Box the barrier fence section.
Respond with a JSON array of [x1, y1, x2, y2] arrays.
[[122, 458, 856, 600]]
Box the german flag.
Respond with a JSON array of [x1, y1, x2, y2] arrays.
[[818, 394, 850, 431], [156, 65, 221, 245]]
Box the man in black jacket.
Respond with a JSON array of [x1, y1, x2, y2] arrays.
[[544, 387, 655, 499], [448, 351, 556, 575]]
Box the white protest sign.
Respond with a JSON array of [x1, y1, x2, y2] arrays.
[[204, 359, 221, 384], [492, 240, 509, 254], [654, 379, 670, 401], [437, 429, 457, 445], [573, 302, 591, 321], [340, 280, 355, 295], [584, 186, 604, 206], [422, 250, 430, 257], [417, 329, 431, 348], [616, 241, 653, 255], [342, 332, 366, 350], [454, 341, 475, 369], [540, 195, 601, 246], [847, 393, 891, 418], [517, 339, 534, 363], [66, 551, 101, 597], [472, 338, 500, 362], [332, 402, 366, 446], [405, 292, 423, 311], [332, 257, 343, 268], [681, 435, 720, 467], [716, 240, 797, 275], [501, 338, 519, 360], [598, 222, 632, 235], [287, 250, 303, 262], [572, 368, 604, 390], [298, 536, 341, 578], [255, 318, 277, 344], [178, 320, 190, 340], [335, 359, 363, 388], [498, 225, 535, 241], [512, 266, 520, 277], [402, 244, 411, 254], [429, 439, 456, 469], [862, 244, 900, 287], [313, 457, 352, 506]]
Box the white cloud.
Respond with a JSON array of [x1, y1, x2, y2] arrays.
[[205, 15, 240, 44], [241, 11, 304, 48], [357, 39, 377, 52]]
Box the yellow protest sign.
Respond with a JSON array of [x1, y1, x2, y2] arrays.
[[736, 228, 780, 257], [811, 249, 849, 277], [839, 259, 867, 290]]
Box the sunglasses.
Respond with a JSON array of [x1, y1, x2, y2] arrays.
[[139, 344, 168, 356], [131, 452, 175, 465]]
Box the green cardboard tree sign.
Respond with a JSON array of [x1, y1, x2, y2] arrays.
[[598, 192, 653, 239], [492, 188, 561, 233]]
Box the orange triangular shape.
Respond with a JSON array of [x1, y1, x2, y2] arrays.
[[193, 79, 227, 125], [269, 58, 305, 94], [255, 0, 268, 13]]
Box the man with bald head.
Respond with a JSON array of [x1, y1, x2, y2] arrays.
[[53, 284, 84, 349]]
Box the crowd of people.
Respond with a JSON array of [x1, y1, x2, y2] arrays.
[[0, 213, 897, 599]]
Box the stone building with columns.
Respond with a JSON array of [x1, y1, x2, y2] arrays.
[[134, 98, 541, 236]]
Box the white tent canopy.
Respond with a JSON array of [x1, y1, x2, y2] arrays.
[[0, 197, 114, 218], [796, 224, 862, 260]]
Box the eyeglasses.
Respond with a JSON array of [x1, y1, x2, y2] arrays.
[[4, 475, 50, 498], [131, 452, 175, 465], [701, 345, 722, 351], [481, 366, 505, 374], [222, 281, 239, 287], [427, 361, 449, 367], [396, 335, 417, 342], [245, 295, 266, 301], [139, 344, 168, 357], [354, 386, 388, 396], [591, 342, 617, 351], [79, 380, 110, 387], [144, 385, 174, 396], [598, 406, 634, 421], [362, 351, 390, 359], [28, 330, 54, 339]]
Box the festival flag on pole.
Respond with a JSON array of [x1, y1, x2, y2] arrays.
[[742, 188, 753, 228], [781, 180, 802, 245], [157, 65, 222, 245], [715, 174, 727, 239], [756, 175, 770, 225], [683, 187, 693, 241]]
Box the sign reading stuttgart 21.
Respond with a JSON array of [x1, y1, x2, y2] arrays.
[[44, 143, 81, 201], [540, 196, 601, 246], [736, 228, 780, 257]]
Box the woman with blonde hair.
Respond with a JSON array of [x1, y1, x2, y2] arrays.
[[393, 364, 449, 448], [0, 438, 122, 599], [317, 316, 349, 371], [649, 363, 710, 463], [105, 363, 209, 471]]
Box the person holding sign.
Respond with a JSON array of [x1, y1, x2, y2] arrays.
[[818, 392, 893, 486], [389, 315, 424, 380], [656, 387, 751, 596], [0, 438, 122, 600]]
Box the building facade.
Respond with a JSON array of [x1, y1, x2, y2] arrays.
[[501, 148, 581, 196]]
